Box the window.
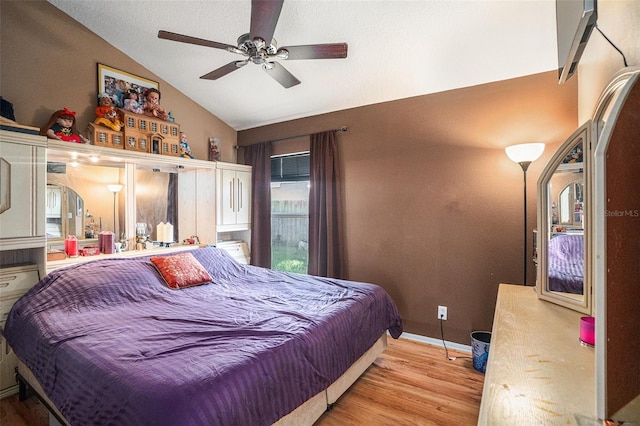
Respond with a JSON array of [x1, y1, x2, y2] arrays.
[[271, 153, 309, 273], [271, 153, 310, 182]]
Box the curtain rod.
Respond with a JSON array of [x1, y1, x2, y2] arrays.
[[235, 126, 347, 149]]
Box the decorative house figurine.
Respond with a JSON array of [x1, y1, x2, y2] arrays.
[[179, 132, 194, 159], [39, 108, 89, 143], [86, 91, 181, 157], [94, 93, 124, 131]]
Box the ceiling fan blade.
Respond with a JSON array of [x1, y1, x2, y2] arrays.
[[200, 61, 248, 80], [158, 30, 236, 51], [280, 43, 348, 60], [263, 62, 300, 88], [249, 0, 283, 44]]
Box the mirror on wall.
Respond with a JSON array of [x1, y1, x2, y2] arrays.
[[536, 122, 591, 314], [46, 184, 85, 239], [46, 160, 124, 243], [134, 166, 175, 242], [557, 181, 584, 226]]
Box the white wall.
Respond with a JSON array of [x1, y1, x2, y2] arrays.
[[578, 0, 640, 122]]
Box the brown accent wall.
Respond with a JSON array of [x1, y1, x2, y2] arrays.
[[239, 73, 578, 343], [0, 1, 236, 162]]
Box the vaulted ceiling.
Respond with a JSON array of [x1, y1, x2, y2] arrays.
[[49, 0, 558, 131]]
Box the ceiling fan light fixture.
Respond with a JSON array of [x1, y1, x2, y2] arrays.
[[253, 37, 266, 50], [158, 0, 348, 88], [226, 46, 246, 55], [275, 49, 289, 60], [251, 53, 267, 64]]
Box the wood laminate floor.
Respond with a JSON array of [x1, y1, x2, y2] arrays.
[[0, 337, 484, 425]]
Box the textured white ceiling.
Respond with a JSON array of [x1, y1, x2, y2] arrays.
[[48, 0, 558, 130]]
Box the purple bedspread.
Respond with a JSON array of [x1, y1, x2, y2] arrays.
[[5, 247, 402, 426], [548, 234, 584, 294]]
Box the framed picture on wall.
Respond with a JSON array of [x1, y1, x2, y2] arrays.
[[97, 63, 158, 109]]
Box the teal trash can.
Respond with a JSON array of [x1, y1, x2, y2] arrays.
[[471, 331, 491, 373]]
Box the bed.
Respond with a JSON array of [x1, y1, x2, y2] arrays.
[[547, 233, 584, 294], [4, 246, 403, 425]]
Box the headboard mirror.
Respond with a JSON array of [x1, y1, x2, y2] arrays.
[[44, 140, 217, 252], [45, 183, 85, 239], [134, 166, 174, 242], [558, 180, 583, 227], [46, 160, 124, 243], [536, 122, 591, 314]]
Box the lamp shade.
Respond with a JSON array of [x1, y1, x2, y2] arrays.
[[505, 143, 545, 163], [107, 184, 123, 193]]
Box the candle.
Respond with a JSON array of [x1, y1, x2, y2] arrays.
[[157, 222, 165, 243], [166, 223, 173, 243], [103, 232, 115, 254]]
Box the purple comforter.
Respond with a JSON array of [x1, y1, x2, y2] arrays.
[[548, 234, 584, 294], [5, 247, 402, 426]]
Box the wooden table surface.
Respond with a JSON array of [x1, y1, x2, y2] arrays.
[[478, 283, 596, 425]]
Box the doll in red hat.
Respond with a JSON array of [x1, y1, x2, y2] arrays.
[[39, 108, 89, 143]]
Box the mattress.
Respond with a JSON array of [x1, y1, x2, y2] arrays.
[[17, 333, 388, 426], [5, 247, 402, 425]]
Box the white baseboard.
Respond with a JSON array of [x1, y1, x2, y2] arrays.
[[398, 331, 472, 353]]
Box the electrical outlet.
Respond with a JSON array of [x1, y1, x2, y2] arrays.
[[438, 305, 448, 320]]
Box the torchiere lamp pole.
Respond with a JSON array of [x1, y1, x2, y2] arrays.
[[107, 184, 123, 235], [505, 143, 545, 286]]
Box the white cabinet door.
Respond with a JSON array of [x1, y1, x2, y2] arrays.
[[46, 185, 62, 218], [177, 168, 216, 245], [0, 133, 46, 240], [219, 168, 237, 227], [234, 169, 251, 228], [216, 164, 252, 231]]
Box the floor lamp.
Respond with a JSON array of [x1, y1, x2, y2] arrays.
[[108, 184, 123, 235], [505, 143, 545, 286]]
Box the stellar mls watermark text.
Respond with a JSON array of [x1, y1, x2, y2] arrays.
[[605, 210, 639, 217]]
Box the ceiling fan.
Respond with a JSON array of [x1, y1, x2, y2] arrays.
[[158, 0, 348, 88]]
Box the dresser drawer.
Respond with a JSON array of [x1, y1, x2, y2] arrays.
[[0, 264, 40, 301], [216, 241, 250, 264], [0, 296, 19, 328]]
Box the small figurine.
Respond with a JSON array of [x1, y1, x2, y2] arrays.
[[179, 132, 194, 159], [209, 137, 221, 161], [94, 93, 124, 131], [39, 108, 89, 143], [122, 89, 143, 114], [142, 88, 169, 121]]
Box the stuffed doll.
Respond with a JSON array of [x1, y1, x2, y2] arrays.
[[39, 108, 89, 143], [94, 93, 124, 131], [179, 132, 194, 159], [122, 89, 143, 114], [142, 88, 169, 121]]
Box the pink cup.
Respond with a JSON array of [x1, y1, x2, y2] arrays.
[[580, 316, 595, 346]]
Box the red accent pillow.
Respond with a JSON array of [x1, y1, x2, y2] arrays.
[[150, 252, 212, 289]]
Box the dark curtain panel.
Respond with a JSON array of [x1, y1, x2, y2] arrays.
[[309, 131, 345, 278], [167, 173, 178, 243], [243, 142, 273, 268]]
